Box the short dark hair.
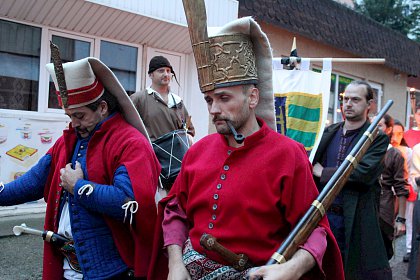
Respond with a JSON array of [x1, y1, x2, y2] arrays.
[[86, 89, 120, 113], [383, 114, 394, 129], [348, 80, 374, 101], [242, 84, 257, 95]]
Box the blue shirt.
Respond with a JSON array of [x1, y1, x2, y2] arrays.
[[0, 113, 136, 279]]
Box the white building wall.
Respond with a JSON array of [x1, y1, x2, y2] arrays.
[[0, 0, 238, 217], [184, 53, 209, 140], [87, 0, 238, 27]]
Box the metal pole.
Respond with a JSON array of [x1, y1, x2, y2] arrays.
[[273, 57, 386, 64]]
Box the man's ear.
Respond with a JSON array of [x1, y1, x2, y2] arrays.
[[368, 99, 373, 110], [100, 100, 109, 115], [249, 87, 259, 109]]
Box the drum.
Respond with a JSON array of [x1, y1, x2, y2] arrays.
[[152, 129, 190, 189]]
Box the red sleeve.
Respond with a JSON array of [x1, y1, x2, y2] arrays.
[[299, 227, 327, 277], [162, 196, 188, 247]]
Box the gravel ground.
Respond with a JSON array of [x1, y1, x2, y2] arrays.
[[0, 230, 413, 279], [0, 234, 42, 280], [390, 234, 410, 280]]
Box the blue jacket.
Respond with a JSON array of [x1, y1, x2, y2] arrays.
[[0, 115, 137, 279]]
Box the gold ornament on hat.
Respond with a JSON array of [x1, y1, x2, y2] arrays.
[[209, 34, 257, 87], [50, 41, 69, 108], [182, 0, 258, 93], [182, 0, 277, 131]]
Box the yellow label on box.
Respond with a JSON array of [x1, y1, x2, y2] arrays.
[[6, 145, 38, 161]]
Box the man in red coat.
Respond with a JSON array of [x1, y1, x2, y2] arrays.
[[0, 50, 160, 279], [151, 1, 345, 279]]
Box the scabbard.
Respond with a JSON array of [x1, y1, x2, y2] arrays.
[[200, 233, 252, 271], [42, 230, 70, 247], [13, 223, 81, 272]]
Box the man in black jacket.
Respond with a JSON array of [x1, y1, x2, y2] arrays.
[[312, 80, 391, 280]]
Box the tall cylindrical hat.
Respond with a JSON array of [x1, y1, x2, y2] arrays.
[[183, 0, 276, 130]]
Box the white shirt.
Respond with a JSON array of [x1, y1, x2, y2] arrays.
[[146, 87, 182, 108], [58, 202, 83, 280]]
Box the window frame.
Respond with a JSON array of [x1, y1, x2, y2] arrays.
[[0, 18, 145, 120], [0, 19, 42, 113], [43, 30, 95, 114], [311, 67, 383, 125], [98, 39, 143, 95], [406, 88, 420, 129]]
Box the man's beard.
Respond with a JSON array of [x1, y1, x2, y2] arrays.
[[213, 104, 250, 135], [344, 111, 362, 121], [213, 117, 231, 135], [75, 127, 91, 138], [159, 78, 170, 86], [213, 117, 245, 136]]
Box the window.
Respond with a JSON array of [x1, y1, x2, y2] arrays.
[[312, 69, 354, 125], [334, 75, 354, 123], [311, 68, 338, 124], [407, 88, 420, 129], [48, 35, 91, 109], [329, 75, 381, 124], [0, 21, 143, 113], [0, 20, 41, 111], [368, 82, 382, 119], [315, 70, 381, 125], [327, 73, 337, 124], [100, 41, 137, 95]]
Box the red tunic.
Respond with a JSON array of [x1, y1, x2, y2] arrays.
[[404, 129, 420, 148], [153, 119, 344, 279], [42, 113, 161, 279]]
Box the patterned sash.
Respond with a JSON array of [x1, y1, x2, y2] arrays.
[[59, 240, 82, 273], [183, 239, 252, 280]]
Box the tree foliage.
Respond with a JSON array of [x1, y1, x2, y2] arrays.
[[353, 0, 420, 42]]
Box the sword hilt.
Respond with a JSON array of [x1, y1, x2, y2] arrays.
[[200, 233, 251, 271], [13, 223, 43, 236], [42, 230, 70, 247], [13, 223, 70, 247]]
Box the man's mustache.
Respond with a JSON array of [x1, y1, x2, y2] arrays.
[[75, 128, 88, 134], [212, 117, 229, 123]]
